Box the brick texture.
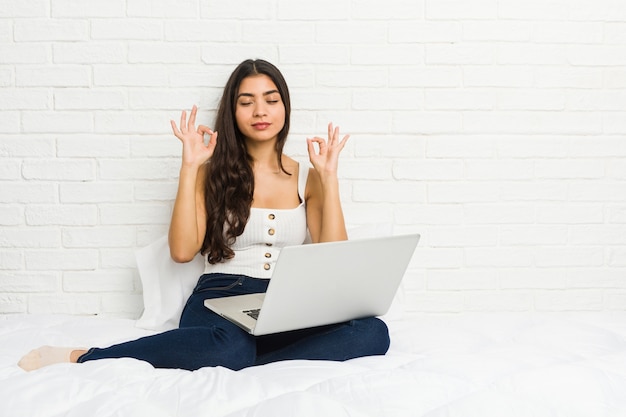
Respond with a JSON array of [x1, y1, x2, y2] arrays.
[[1, 0, 625, 317]]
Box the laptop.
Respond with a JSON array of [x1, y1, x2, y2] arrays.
[[204, 233, 420, 336]]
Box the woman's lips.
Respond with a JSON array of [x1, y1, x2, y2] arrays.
[[252, 122, 271, 130]]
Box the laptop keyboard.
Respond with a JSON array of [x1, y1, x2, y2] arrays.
[[243, 309, 260, 320]]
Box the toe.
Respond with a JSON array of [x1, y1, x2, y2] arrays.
[[18, 349, 41, 371]]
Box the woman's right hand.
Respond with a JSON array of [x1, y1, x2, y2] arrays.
[[170, 105, 217, 167]]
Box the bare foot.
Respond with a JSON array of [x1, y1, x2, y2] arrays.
[[18, 346, 86, 371]]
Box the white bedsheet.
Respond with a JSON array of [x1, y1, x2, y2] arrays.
[[2, 312, 626, 417]]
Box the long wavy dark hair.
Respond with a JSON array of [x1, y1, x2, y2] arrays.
[[202, 59, 292, 264]]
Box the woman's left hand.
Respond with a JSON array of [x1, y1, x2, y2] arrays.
[[307, 122, 350, 179]]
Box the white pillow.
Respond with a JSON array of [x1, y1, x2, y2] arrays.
[[135, 235, 204, 331], [134, 224, 402, 332]]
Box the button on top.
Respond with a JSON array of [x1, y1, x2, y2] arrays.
[[268, 213, 275, 220]]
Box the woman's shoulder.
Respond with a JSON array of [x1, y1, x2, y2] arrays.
[[279, 155, 312, 179], [280, 155, 316, 178], [280, 155, 299, 171]]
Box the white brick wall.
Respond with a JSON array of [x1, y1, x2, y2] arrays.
[[1, 0, 626, 317]]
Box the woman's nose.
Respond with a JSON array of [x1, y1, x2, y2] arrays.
[[253, 102, 267, 117]]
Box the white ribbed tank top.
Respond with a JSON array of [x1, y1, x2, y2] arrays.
[[202, 163, 309, 279]]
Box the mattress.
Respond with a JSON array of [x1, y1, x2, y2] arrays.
[[2, 312, 626, 417]]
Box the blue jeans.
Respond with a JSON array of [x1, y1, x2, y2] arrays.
[[78, 273, 390, 371]]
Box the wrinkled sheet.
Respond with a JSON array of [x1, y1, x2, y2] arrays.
[[2, 312, 626, 417]]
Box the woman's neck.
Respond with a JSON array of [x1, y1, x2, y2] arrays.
[[246, 139, 281, 173]]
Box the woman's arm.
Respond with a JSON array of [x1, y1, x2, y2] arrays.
[[305, 123, 350, 243], [168, 164, 207, 262], [168, 105, 217, 262]]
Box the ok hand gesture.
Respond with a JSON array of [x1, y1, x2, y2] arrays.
[[307, 123, 350, 179], [170, 105, 217, 168]]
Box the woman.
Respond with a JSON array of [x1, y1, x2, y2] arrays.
[[19, 59, 390, 372]]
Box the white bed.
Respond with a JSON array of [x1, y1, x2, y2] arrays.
[[3, 234, 626, 416], [2, 311, 626, 416]]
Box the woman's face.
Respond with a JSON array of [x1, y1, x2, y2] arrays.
[[235, 74, 286, 145]]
